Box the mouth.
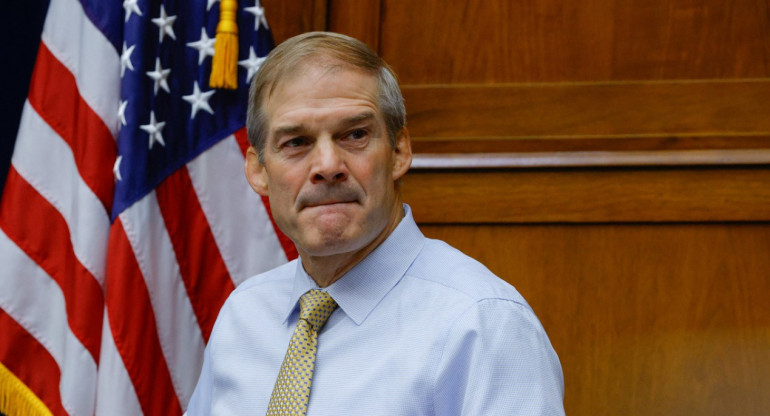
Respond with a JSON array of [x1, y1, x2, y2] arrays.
[[303, 199, 357, 209], [298, 187, 362, 210]]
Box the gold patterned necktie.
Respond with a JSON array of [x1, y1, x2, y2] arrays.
[[266, 290, 338, 416]]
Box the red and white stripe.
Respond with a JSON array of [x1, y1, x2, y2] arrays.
[[0, 0, 291, 414]]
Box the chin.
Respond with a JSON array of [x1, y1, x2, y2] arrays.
[[301, 240, 355, 257], [301, 227, 369, 257], [293, 212, 387, 258]]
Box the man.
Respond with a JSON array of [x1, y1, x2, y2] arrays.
[[187, 31, 564, 415]]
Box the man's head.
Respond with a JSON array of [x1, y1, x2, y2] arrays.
[[247, 31, 406, 163], [243, 32, 412, 281]]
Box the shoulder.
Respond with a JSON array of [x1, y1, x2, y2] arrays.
[[229, 259, 297, 297], [410, 240, 565, 413], [407, 237, 528, 306], [399, 236, 546, 339], [211, 260, 297, 331]]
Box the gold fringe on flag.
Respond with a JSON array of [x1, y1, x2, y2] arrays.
[[0, 362, 52, 416], [209, 0, 239, 89]]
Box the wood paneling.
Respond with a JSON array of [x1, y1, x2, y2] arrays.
[[410, 150, 770, 169], [409, 135, 770, 155], [325, 1, 770, 158], [403, 167, 770, 223], [262, 2, 770, 415], [403, 80, 770, 153], [420, 223, 770, 416], [269, 2, 770, 156], [327, 0, 382, 51], [377, 0, 770, 83], [261, 0, 323, 44]]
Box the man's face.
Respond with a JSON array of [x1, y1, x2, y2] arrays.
[[245, 63, 411, 259]]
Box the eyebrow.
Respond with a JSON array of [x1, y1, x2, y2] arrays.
[[341, 112, 376, 125], [273, 124, 303, 137], [272, 112, 377, 137]]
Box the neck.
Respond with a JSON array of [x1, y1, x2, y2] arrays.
[[300, 203, 404, 288]]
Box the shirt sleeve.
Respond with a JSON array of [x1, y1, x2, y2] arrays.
[[433, 298, 565, 416]]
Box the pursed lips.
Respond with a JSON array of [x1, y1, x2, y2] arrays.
[[302, 199, 357, 210], [297, 187, 362, 210]]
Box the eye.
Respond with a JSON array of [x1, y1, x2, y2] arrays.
[[348, 129, 367, 140], [282, 136, 309, 148]]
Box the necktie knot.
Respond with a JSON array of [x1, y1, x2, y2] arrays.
[[299, 290, 337, 332]]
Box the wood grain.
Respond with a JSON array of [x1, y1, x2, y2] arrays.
[[259, 3, 770, 416], [378, 0, 770, 83], [261, 0, 321, 44], [409, 134, 770, 154], [419, 223, 770, 416], [410, 149, 770, 169], [327, 0, 382, 51], [402, 80, 770, 147], [402, 167, 770, 223]]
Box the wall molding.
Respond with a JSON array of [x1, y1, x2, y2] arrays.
[[410, 149, 770, 169]]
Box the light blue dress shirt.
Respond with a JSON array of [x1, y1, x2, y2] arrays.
[[186, 205, 565, 415]]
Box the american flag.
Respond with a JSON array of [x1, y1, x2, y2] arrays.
[[0, 0, 296, 414]]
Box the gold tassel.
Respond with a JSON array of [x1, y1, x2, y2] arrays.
[[0, 362, 53, 416], [209, 0, 239, 89]]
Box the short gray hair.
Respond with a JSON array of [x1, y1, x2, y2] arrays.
[[246, 32, 406, 162]]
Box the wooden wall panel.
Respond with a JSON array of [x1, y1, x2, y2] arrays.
[[403, 80, 770, 153], [327, 0, 382, 50], [402, 165, 770, 415], [404, 81, 770, 138], [402, 167, 770, 223], [261, 0, 324, 44], [376, 0, 770, 83], [324, 0, 770, 157], [418, 223, 770, 416], [261, 2, 770, 415]]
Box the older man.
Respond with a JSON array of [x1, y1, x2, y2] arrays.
[[187, 31, 564, 415]]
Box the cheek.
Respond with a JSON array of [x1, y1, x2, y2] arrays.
[[359, 158, 395, 199], [263, 172, 303, 229], [266, 167, 304, 198]]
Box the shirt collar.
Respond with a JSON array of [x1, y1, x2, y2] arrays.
[[284, 204, 425, 325]]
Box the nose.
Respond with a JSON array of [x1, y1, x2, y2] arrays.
[[310, 139, 348, 184]]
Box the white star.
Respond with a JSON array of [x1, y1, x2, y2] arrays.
[[140, 111, 166, 149], [117, 100, 128, 128], [207, 0, 220, 11], [183, 82, 216, 119], [120, 42, 135, 77], [146, 58, 171, 94], [123, 0, 142, 22], [151, 5, 177, 42], [113, 155, 123, 181], [187, 29, 216, 65], [244, 1, 269, 30], [239, 47, 265, 83]]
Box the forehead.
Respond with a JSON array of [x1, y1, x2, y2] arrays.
[[263, 62, 381, 125]]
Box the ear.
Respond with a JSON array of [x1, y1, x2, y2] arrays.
[[391, 127, 412, 181], [244, 146, 269, 196]]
